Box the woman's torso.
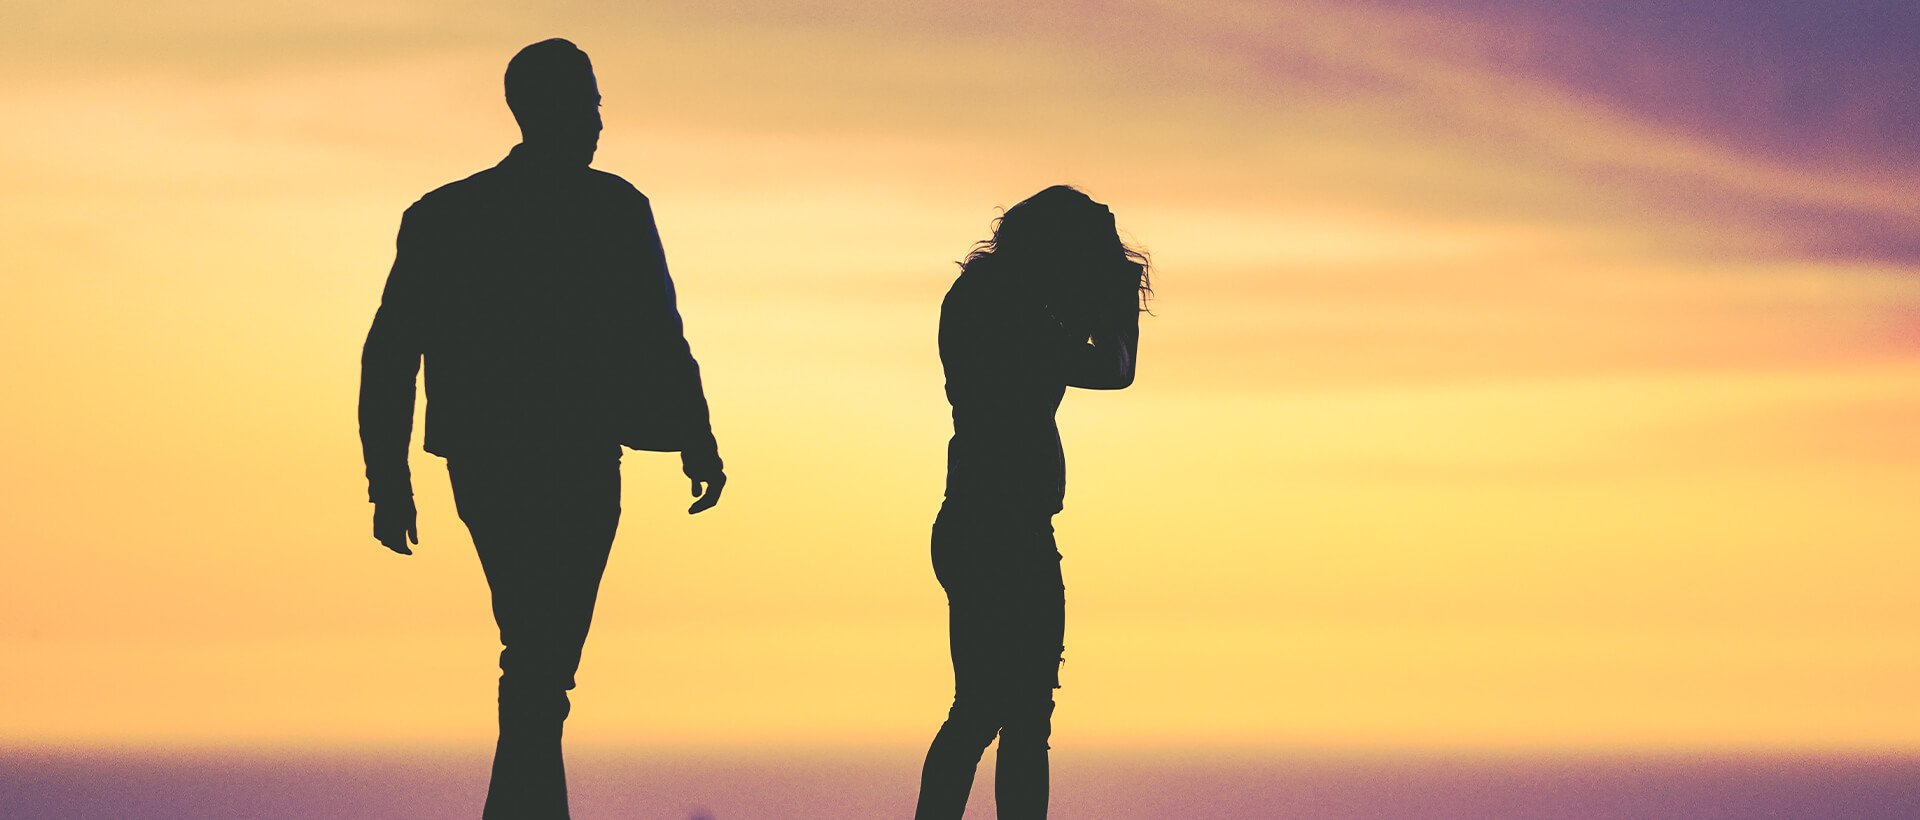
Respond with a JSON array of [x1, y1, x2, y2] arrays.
[[939, 267, 1069, 514]]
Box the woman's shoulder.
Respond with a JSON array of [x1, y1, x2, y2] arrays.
[[945, 267, 1058, 347], [943, 266, 989, 311], [947, 258, 1030, 304]]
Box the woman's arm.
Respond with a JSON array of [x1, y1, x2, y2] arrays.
[[1062, 310, 1139, 390]]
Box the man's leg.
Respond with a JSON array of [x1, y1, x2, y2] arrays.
[[451, 452, 621, 820]]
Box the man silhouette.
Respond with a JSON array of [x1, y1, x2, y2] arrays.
[[357, 38, 726, 819]]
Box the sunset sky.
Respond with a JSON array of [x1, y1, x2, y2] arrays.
[[2, 0, 1918, 757]]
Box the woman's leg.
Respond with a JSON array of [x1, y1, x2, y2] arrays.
[[915, 506, 1063, 819], [991, 532, 1064, 819], [916, 593, 1007, 819], [916, 506, 1002, 819]]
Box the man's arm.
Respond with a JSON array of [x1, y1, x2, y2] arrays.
[[633, 196, 726, 514], [359, 205, 428, 552]]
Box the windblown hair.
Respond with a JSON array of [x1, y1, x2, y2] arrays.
[[960, 185, 1153, 314]]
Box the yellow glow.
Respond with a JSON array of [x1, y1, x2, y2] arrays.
[[2, 0, 1918, 754]]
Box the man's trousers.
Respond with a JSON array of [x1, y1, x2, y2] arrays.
[[449, 450, 621, 820]]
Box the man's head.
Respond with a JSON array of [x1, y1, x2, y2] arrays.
[[505, 39, 601, 164]]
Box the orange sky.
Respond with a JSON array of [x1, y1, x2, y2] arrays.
[[2, 0, 1918, 753]]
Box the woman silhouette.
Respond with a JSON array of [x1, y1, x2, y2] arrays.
[[915, 185, 1150, 819]]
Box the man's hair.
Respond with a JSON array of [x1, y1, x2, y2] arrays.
[[505, 38, 593, 124]]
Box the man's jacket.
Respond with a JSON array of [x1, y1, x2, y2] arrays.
[[358, 145, 720, 503]]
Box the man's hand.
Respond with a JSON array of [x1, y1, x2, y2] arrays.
[[678, 443, 727, 514], [373, 498, 419, 555], [687, 469, 726, 514]]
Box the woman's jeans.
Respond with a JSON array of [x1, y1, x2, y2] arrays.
[[915, 501, 1066, 820]]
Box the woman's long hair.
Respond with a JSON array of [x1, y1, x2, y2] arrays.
[[960, 185, 1152, 321]]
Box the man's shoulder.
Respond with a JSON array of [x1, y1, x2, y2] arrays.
[[400, 164, 650, 224], [585, 168, 650, 205], [403, 166, 503, 221]]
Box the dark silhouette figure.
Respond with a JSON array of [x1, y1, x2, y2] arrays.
[[915, 186, 1149, 819], [357, 39, 725, 819]]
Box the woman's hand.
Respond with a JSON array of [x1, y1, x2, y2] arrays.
[[1089, 268, 1142, 333]]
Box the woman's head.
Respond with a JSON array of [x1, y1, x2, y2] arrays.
[[963, 185, 1152, 319]]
